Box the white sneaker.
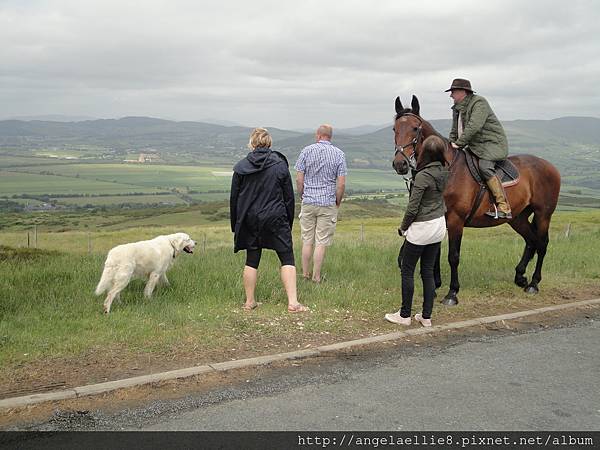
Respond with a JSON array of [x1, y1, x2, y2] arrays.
[[414, 313, 432, 327], [384, 312, 411, 325]]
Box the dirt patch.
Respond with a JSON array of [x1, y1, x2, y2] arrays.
[[1, 299, 599, 429]]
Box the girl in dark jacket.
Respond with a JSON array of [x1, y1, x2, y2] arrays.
[[385, 135, 448, 327], [230, 128, 308, 313]]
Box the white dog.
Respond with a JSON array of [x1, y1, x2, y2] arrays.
[[95, 232, 196, 314]]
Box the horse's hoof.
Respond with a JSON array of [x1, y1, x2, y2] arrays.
[[441, 294, 459, 306], [524, 285, 539, 294], [514, 275, 528, 288]]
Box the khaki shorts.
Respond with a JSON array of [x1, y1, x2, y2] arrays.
[[299, 203, 338, 246]]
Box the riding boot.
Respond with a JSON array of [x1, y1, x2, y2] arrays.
[[485, 176, 512, 219]]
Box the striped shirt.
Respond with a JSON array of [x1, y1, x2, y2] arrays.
[[295, 140, 347, 206]]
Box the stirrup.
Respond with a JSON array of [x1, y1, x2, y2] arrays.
[[485, 205, 512, 219], [485, 204, 499, 219]]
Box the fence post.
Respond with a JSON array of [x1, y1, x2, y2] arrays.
[[360, 223, 364, 242], [27, 232, 30, 248], [34, 225, 38, 249], [564, 223, 571, 238]]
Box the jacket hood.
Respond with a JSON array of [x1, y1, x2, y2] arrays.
[[233, 147, 289, 175]]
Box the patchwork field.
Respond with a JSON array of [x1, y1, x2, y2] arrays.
[[0, 170, 162, 196], [1, 162, 412, 208]]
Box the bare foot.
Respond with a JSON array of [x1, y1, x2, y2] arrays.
[[242, 302, 260, 311], [288, 303, 309, 313]]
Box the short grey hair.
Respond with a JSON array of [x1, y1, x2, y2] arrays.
[[316, 124, 333, 139]]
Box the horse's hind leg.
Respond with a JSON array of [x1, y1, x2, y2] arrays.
[[526, 211, 552, 294], [508, 210, 537, 288]]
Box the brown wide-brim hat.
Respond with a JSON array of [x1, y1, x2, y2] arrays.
[[444, 78, 475, 93]]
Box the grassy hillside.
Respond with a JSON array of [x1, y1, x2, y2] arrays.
[[1, 209, 599, 393]]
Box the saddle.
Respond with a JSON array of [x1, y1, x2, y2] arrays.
[[461, 147, 519, 224], [462, 147, 519, 187]]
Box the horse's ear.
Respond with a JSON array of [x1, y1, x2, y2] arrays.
[[411, 95, 420, 116], [395, 97, 403, 115]]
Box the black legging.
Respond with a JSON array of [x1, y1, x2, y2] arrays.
[[400, 240, 441, 320], [245, 248, 295, 269]]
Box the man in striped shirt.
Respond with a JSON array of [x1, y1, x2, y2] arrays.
[[295, 124, 347, 283]]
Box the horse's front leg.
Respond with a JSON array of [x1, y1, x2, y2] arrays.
[[442, 217, 463, 306]]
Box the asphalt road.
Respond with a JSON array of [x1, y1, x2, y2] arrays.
[[134, 317, 600, 431]]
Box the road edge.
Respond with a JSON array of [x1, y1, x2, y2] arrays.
[[2, 297, 599, 410]]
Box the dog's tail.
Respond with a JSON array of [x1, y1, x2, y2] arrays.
[[95, 265, 116, 296]]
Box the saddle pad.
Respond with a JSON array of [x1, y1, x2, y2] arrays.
[[462, 149, 519, 186]]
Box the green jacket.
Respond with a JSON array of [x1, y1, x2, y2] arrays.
[[401, 161, 448, 231], [449, 94, 508, 161]]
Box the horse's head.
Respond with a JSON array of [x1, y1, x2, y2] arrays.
[[392, 95, 423, 175]]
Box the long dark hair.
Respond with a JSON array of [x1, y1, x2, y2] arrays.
[[416, 135, 446, 170]]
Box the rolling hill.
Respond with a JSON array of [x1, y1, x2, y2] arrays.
[[1, 116, 599, 189]]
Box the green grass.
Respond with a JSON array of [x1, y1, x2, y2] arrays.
[[8, 163, 235, 191], [1, 209, 599, 375], [0, 170, 162, 195]]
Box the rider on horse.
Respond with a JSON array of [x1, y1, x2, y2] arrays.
[[446, 78, 512, 219]]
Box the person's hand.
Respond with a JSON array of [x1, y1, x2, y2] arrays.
[[451, 142, 460, 149], [397, 227, 406, 236]]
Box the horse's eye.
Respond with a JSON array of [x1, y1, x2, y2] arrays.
[[413, 127, 418, 131]]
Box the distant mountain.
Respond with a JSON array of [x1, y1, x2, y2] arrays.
[[0, 116, 304, 164], [336, 124, 390, 135], [1, 116, 599, 187], [6, 114, 98, 122], [197, 118, 246, 127]]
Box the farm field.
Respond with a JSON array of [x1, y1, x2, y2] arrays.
[[55, 194, 187, 207], [0, 162, 411, 207], [5, 163, 234, 191], [0, 170, 163, 196], [2, 152, 600, 210], [1, 207, 599, 397]]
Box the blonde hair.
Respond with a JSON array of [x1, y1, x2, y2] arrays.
[[248, 127, 272, 149]]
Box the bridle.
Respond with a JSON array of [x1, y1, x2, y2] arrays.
[[394, 113, 423, 172], [393, 113, 423, 189]]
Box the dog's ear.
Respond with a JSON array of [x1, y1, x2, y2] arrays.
[[169, 234, 185, 252]]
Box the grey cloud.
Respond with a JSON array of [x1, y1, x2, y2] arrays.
[[0, 0, 598, 128]]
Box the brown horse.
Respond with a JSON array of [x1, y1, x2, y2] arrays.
[[392, 95, 561, 305]]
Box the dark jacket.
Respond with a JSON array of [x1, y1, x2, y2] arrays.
[[230, 147, 295, 253], [401, 161, 448, 231], [449, 94, 508, 161]]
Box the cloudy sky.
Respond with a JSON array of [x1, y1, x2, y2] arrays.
[[1, 0, 599, 129]]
